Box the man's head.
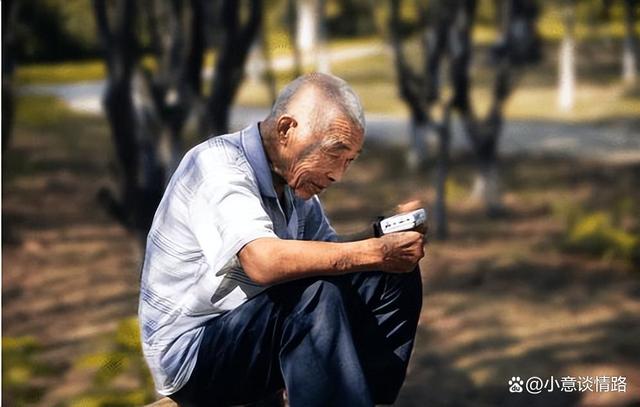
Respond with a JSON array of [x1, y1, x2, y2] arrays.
[[261, 73, 365, 200]]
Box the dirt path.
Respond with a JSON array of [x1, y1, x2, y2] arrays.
[[318, 148, 640, 406], [3, 99, 640, 406], [2, 110, 144, 405], [17, 81, 640, 164]]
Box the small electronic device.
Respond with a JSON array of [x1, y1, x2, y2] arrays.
[[373, 208, 427, 237]]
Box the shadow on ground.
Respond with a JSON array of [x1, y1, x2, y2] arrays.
[[3, 96, 640, 406]]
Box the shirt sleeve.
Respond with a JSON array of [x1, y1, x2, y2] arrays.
[[303, 195, 339, 242], [188, 163, 277, 271]]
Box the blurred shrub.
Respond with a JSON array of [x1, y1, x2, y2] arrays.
[[326, 0, 377, 37], [69, 317, 155, 407], [2, 336, 56, 405], [15, 95, 71, 128], [16, 60, 105, 85], [558, 202, 640, 266], [12, 0, 98, 62], [446, 177, 469, 203]]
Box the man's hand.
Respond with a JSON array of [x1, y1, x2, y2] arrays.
[[395, 199, 423, 214], [393, 199, 428, 236], [376, 231, 425, 273]]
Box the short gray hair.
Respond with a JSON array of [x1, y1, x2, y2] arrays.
[[268, 73, 365, 132]]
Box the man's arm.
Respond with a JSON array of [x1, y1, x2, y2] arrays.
[[337, 200, 427, 242], [239, 231, 424, 286]]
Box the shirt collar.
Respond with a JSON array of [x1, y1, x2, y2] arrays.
[[241, 123, 278, 199]]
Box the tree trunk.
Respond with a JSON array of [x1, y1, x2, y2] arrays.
[[295, 0, 329, 73], [204, 0, 262, 136], [260, 27, 278, 104], [287, 0, 303, 77], [434, 118, 451, 240], [94, 0, 259, 241], [406, 119, 429, 170], [389, 0, 430, 168], [94, 0, 173, 239], [622, 0, 638, 84], [470, 159, 501, 214], [558, 0, 576, 111], [2, 0, 18, 152]]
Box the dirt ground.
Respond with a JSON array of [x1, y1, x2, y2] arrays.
[[3, 99, 640, 406]]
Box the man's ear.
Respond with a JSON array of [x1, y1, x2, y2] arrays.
[[276, 115, 297, 146]]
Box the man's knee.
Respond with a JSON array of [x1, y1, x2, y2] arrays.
[[294, 278, 351, 317], [387, 266, 423, 309]]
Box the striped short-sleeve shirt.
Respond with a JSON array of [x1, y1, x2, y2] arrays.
[[138, 124, 338, 395]]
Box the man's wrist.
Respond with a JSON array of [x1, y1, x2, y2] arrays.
[[358, 238, 384, 270]]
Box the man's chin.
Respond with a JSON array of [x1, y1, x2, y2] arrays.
[[292, 188, 315, 200], [291, 184, 320, 200]]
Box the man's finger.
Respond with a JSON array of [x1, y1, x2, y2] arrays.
[[395, 199, 423, 214]]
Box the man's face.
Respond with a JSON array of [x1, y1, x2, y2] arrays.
[[285, 116, 363, 200]]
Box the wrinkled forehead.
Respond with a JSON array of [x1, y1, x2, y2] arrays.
[[320, 115, 364, 153]]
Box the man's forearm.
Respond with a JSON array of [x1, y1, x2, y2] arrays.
[[239, 237, 382, 285]]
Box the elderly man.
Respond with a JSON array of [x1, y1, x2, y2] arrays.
[[139, 73, 425, 407]]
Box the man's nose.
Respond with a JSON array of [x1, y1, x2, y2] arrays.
[[327, 168, 345, 183]]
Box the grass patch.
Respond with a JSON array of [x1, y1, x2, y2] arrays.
[[16, 60, 106, 85], [15, 94, 75, 128], [5, 94, 112, 186], [238, 37, 640, 121], [2, 336, 57, 405], [556, 201, 640, 266], [68, 318, 155, 407]]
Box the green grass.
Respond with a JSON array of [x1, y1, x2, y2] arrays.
[[16, 60, 106, 85], [5, 94, 112, 185], [2, 336, 57, 405], [68, 318, 155, 407], [14, 94, 75, 127], [14, 55, 163, 85], [5, 69, 640, 406], [555, 201, 640, 266], [13, 0, 640, 87]]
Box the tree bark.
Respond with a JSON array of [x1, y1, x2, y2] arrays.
[[622, 0, 638, 84], [558, 0, 576, 111], [390, 0, 455, 237], [287, 0, 303, 77], [204, 0, 262, 136], [2, 0, 18, 152], [390, 0, 540, 231], [434, 115, 451, 240], [94, 0, 146, 231], [94, 0, 258, 241], [389, 0, 430, 167]]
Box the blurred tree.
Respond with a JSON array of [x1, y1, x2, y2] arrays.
[[390, 0, 540, 238], [244, 16, 278, 104], [622, 0, 638, 84], [93, 0, 261, 241], [288, 0, 331, 74], [2, 0, 19, 151], [558, 0, 576, 111], [287, 0, 304, 76], [11, 0, 98, 62], [326, 0, 377, 37]]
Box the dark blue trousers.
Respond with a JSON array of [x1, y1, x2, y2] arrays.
[[169, 269, 422, 407]]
